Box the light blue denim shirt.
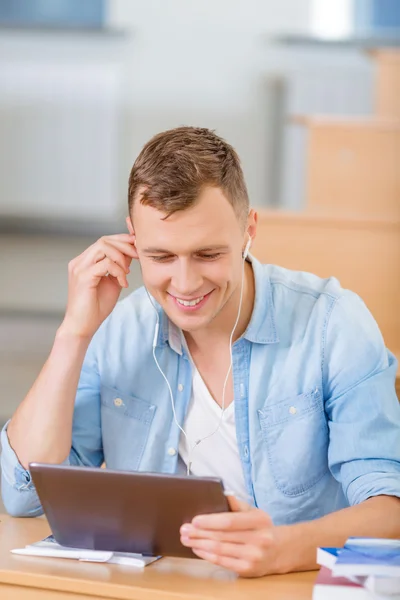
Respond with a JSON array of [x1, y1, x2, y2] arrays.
[[2, 256, 400, 521]]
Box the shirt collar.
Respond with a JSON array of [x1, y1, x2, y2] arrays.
[[153, 253, 279, 353], [154, 303, 183, 354], [241, 254, 279, 344]]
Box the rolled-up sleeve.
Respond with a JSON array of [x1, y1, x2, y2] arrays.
[[323, 291, 400, 506], [1, 420, 49, 517], [0, 335, 104, 517]]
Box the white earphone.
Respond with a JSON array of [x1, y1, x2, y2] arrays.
[[243, 234, 251, 260], [146, 234, 252, 475]]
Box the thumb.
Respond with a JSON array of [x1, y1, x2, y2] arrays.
[[225, 494, 252, 512]]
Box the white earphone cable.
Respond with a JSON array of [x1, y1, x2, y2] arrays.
[[146, 238, 250, 475]]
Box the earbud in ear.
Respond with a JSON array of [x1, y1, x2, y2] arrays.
[[243, 235, 252, 260]]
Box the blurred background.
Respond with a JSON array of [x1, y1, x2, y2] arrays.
[[0, 0, 399, 509]]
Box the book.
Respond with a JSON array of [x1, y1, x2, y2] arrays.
[[11, 534, 162, 567], [333, 538, 400, 578], [313, 566, 371, 600], [364, 575, 400, 597], [317, 547, 341, 571], [317, 539, 400, 597]]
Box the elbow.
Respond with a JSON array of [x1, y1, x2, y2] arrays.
[[3, 501, 30, 518], [1, 475, 43, 518], [3, 496, 44, 518]]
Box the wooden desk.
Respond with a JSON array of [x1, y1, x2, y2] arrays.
[[0, 515, 316, 600]]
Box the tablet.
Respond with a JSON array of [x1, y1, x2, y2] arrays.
[[29, 463, 230, 558]]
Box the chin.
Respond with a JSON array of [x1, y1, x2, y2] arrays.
[[170, 313, 211, 332], [163, 305, 217, 332]]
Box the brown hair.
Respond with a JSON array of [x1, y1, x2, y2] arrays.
[[128, 126, 249, 225]]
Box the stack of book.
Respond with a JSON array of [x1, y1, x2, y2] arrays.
[[314, 537, 400, 599]]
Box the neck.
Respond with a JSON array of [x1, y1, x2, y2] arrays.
[[184, 260, 255, 351]]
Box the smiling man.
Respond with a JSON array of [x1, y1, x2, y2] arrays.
[[2, 127, 400, 578]]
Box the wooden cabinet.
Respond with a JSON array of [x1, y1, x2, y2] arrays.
[[253, 210, 400, 356], [294, 116, 400, 219], [370, 49, 400, 119]]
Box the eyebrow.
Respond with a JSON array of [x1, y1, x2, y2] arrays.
[[142, 245, 230, 254]]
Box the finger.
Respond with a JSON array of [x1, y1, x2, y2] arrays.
[[98, 241, 135, 273], [192, 549, 257, 577], [226, 495, 252, 512], [84, 257, 128, 288], [180, 526, 273, 547], [76, 249, 130, 281], [75, 236, 137, 270], [102, 239, 138, 264], [181, 537, 264, 564], [192, 509, 271, 531]]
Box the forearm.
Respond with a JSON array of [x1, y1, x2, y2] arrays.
[[276, 495, 400, 574], [7, 327, 91, 469]]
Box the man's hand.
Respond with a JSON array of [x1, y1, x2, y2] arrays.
[[180, 495, 400, 578], [60, 234, 138, 339], [180, 495, 280, 578]]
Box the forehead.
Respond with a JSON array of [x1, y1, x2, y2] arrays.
[[133, 187, 242, 247]]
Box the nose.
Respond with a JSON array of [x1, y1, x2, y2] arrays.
[[171, 258, 203, 297]]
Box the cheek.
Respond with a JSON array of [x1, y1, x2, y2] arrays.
[[141, 264, 170, 290], [209, 263, 236, 288]]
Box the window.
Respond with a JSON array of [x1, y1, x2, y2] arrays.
[[354, 0, 400, 32], [0, 0, 105, 28], [311, 0, 400, 38], [310, 0, 354, 39]]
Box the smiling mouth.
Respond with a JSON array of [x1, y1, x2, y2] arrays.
[[175, 296, 204, 307], [169, 290, 213, 309]]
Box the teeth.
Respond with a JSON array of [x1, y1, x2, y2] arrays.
[[176, 296, 204, 307]]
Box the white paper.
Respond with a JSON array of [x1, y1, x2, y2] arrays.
[[11, 535, 161, 568]]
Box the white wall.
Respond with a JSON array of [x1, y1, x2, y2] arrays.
[[0, 0, 310, 318], [0, 0, 373, 222], [0, 0, 375, 316], [108, 0, 312, 208]]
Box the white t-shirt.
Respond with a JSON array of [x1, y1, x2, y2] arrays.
[[178, 364, 248, 500]]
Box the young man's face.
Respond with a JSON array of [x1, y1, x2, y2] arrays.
[[130, 186, 254, 333]]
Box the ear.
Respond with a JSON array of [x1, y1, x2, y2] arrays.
[[125, 216, 139, 261], [246, 209, 257, 245], [126, 215, 135, 236]]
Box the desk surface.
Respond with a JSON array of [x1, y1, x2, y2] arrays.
[[0, 514, 317, 600]]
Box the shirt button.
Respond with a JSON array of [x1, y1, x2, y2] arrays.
[[114, 398, 123, 407], [178, 384, 184, 392], [167, 447, 177, 456], [289, 406, 297, 415]]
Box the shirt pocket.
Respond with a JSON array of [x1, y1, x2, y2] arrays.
[[100, 385, 157, 471], [258, 388, 329, 497]]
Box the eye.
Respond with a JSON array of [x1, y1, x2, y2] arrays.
[[150, 255, 174, 262], [198, 253, 222, 260]]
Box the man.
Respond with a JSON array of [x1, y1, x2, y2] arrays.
[[1, 127, 400, 578]]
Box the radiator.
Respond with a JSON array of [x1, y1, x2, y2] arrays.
[[0, 61, 121, 222]]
